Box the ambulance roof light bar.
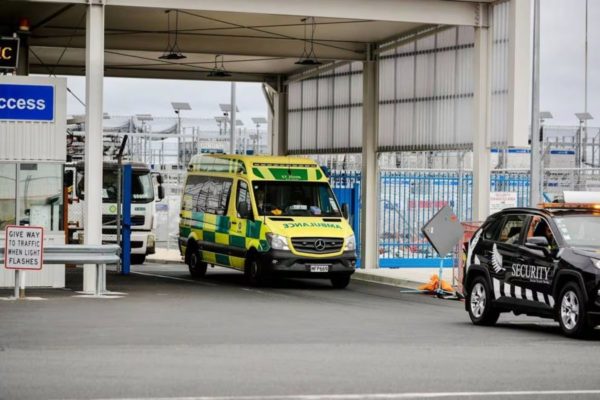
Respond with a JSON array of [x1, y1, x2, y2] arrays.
[[538, 203, 600, 210]]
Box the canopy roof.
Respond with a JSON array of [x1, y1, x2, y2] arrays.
[[3, 0, 491, 84]]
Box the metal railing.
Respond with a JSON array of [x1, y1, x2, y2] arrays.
[[0, 244, 120, 297]]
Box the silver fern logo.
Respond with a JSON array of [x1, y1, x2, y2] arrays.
[[491, 244, 505, 273], [466, 229, 483, 268]]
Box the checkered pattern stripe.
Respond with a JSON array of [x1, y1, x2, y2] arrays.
[[492, 277, 555, 307]]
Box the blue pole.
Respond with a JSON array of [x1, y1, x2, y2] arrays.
[[121, 164, 132, 275]]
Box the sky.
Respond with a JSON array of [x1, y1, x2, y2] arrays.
[[61, 0, 597, 128], [63, 78, 268, 127], [540, 0, 599, 126]]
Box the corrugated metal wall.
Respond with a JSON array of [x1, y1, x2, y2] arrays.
[[0, 76, 67, 162], [489, 1, 510, 146], [378, 27, 475, 151], [287, 62, 363, 154]]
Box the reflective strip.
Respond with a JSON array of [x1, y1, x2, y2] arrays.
[[503, 283, 512, 298], [493, 278, 501, 300], [525, 289, 534, 301], [514, 286, 522, 300]]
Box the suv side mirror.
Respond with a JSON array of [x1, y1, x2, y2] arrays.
[[525, 236, 550, 255], [341, 203, 349, 220]]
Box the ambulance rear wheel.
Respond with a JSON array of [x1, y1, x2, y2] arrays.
[[467, 276, 499, 326], [188, 248, 207, 279], [330, 274, 351, 289]]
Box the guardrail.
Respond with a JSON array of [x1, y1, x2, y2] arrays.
[[0, 244, 120, 297]]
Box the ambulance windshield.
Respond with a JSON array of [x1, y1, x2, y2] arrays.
[[253, 181, 341, 217]]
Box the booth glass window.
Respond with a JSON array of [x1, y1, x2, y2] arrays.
[[0, 163, 16, 229], [17, 163, 63, 231]]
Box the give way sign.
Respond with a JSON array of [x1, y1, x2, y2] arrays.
[[4, 225, 44, 270]]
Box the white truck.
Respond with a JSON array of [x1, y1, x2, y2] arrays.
[[65, 161, 164, 264]]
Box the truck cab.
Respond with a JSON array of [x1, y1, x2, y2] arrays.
[[66, 161, 163, 264]]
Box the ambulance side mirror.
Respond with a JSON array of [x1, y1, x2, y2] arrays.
[[341, 203, 349, 220], [237, 201, 252, 220]]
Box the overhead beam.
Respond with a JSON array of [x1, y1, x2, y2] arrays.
[[19, 0, 486, 26], [30, 34, 365, 61]]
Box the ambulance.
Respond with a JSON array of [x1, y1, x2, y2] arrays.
[[178, 155, 357, 288]]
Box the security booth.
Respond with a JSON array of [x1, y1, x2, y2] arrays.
[[0, 75, 67, 288]]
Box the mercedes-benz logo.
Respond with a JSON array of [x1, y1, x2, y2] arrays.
[[314, 239, 326, 251]]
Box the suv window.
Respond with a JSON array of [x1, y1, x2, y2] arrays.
[[497, 215, 528, 244], [483, 218, 503, 240]]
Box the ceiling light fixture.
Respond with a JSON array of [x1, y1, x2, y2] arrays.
[[159, 9, 187, 60], [295, 17, 322, 66], [208, 55, 232, 77]]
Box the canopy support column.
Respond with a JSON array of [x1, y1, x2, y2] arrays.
[[272, 88, 287, 156], [360, 47, 379, 270], [83, 1, 105, 292], [472, 25, 491, 222]]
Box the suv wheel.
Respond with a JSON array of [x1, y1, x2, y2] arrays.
[[467, 276, 500, 326], [187, 247, 207, 279], [558, 282, 592, 338]]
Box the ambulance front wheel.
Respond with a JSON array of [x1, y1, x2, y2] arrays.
[[187, 246, 207, 279], [330, 274, 351, 289], [245, 258, 266, 286]]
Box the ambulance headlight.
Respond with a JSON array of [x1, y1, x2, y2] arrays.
[[344, 234, 356, 251], [592, 259, 600, 269], [267, 233, 289, 251]]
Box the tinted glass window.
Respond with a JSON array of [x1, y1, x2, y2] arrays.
[[497, 215, 528, 244], [483, 218, 502, 240], [184, 175, 232, 215]]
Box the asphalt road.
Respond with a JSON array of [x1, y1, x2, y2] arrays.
[[1, 263, 600, 400]]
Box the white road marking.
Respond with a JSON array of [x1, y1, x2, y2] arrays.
[[88, 389, 600, 400], [130, 271, 218, 287]]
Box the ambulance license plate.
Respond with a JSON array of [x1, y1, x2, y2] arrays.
[[310, 264, 330, 273]]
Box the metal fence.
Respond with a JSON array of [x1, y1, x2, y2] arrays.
[[330, 169, 533, 268]]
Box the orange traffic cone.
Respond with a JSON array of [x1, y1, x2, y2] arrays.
[[418, 274, 454, 294]]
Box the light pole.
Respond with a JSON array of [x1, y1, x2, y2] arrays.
[[539, 111, 553, 200], [135, 114, 153, 164], [171, 102, 192, 170], [251, 117, 267, 154], [219, 103, 240, 154], [575, 112, 593, 168]]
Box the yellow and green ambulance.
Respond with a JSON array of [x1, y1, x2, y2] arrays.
[[178, 154, 357, 288]]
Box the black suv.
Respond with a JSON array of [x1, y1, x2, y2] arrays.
[[464, 205, 600, 338]]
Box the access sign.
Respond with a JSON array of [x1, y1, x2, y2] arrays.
[[0, 83, 54, 121], [0, 37, 19, 70], [4, 226, 44, 270]]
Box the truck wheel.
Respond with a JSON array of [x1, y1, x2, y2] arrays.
[[558, 282, 592, 338], [187, 247, 207, 279], [245, 258, 265, 286], [330, 274, 351, 289], [467, 276, 500, 326], [130, 254, 146, 264]]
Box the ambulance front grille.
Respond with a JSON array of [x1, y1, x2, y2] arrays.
[[291, 237, 344, 254]]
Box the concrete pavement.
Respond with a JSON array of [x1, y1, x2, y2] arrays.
[[0, 263, 599, 400]]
